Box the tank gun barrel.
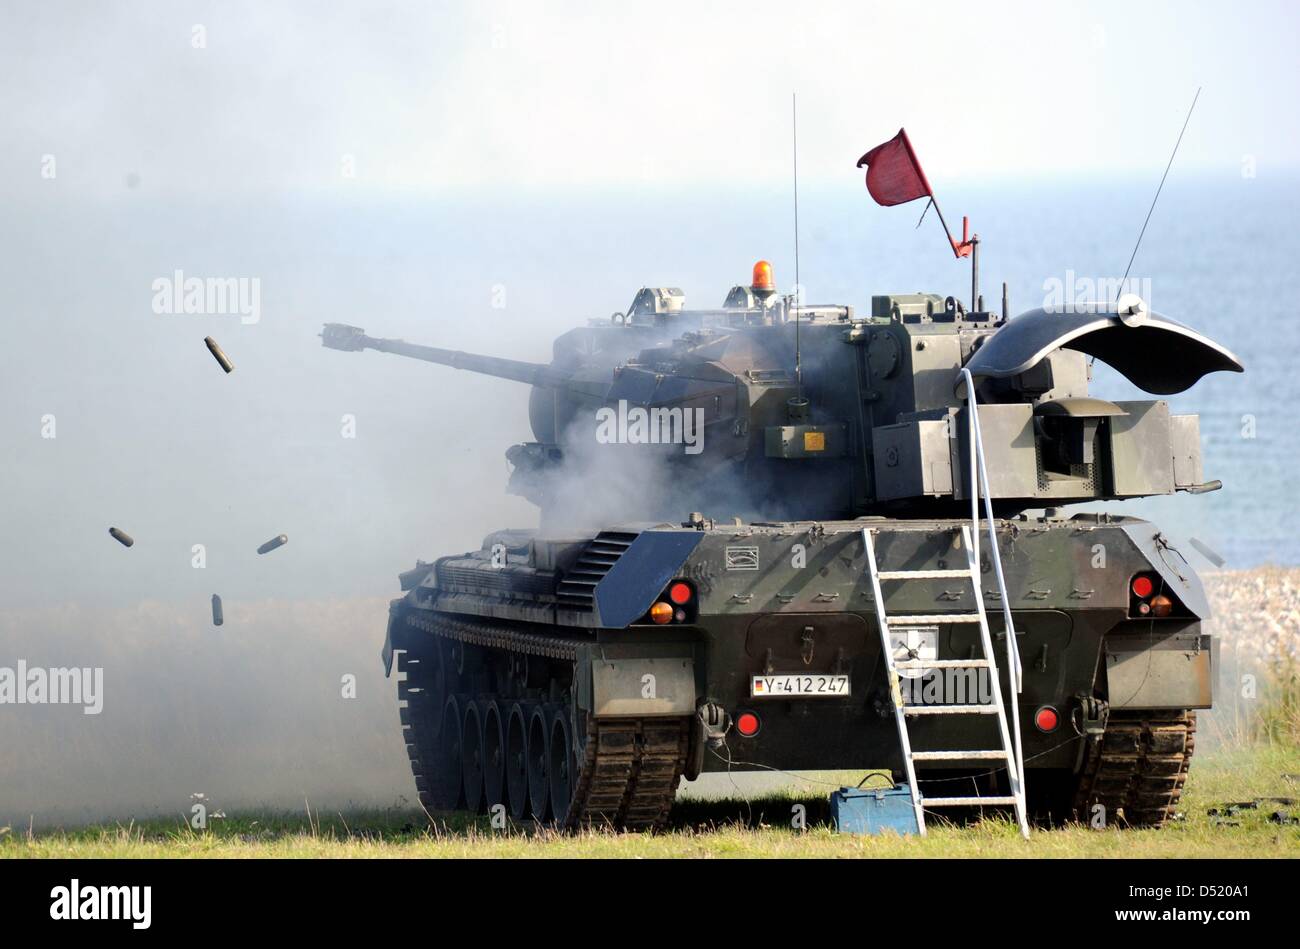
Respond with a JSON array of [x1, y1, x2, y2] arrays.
[[320, 323, 572, 388]]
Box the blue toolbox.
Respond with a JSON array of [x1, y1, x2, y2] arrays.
[[830, 781, 921, 836]]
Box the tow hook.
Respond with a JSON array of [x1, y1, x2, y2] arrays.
[[697, 701, 731, 748], [1074, 695, 1109, 736]]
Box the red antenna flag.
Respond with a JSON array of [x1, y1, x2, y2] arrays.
[[857, 128, 933, 206], [857, 128, 972, 260]]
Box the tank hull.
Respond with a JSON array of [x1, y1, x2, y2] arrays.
[[385, 513, 1208, 829]]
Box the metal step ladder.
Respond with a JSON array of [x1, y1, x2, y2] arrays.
[[861, 367, 1030, 838]]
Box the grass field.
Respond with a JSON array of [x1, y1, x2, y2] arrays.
[[4, 744, 1298, 859]]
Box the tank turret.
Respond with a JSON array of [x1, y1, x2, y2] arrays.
[[321, 275, 854, 518], [322, 275, 1241, 526]]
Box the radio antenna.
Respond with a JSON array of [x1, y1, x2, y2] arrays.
[[1121, 87, 1201, 291], [792, 92, 802, 400]]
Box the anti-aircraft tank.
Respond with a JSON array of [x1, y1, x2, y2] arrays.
[[323, 260, 1242, 831]]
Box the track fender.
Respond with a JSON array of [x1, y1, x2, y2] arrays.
[[381, 599, 410, 678], [1119, 524, 1209, 619], [593, 531, 704, 627]]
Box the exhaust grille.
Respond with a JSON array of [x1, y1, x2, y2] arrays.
[[555, 531, 639, 611]]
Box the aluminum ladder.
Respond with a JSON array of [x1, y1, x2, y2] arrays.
[[861, 366, 1029, 838]]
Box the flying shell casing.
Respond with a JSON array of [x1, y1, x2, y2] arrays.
[[211, 594, 224, 626], [257, 534, 288, 555], [205, 336, 234, 373], [109, 527, 134, 548]]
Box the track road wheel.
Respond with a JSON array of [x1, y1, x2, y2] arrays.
[[483, 701, 506, 812], [439, 695, 466, 811], [549, 707, 576, 825], [527, 705, 552, 822], [505, 703, 530, 821], [461, 699, 486, 815]]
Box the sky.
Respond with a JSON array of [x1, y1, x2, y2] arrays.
[[0, 0, 1297, 612], [2, 0, 1298, 200]]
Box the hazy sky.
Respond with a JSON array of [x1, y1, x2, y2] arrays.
[[3, 1, 1298, 199], [2, 0, 1295, 615]]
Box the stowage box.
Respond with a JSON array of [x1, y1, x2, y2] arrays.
[[830, 784, 921, 836]]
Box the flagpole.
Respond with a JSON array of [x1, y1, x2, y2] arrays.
[[930, 198, 979, 309], [926, 196, 964, 260]]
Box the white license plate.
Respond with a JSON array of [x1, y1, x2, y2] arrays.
[[750, 674, 850, 698]]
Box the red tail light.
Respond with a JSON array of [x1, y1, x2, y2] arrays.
[[1034, 706, 1060, 732], [735, 711, 761, 737], [1129, 572, 1183, 618]]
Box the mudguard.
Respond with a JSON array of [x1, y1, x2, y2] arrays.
[[1102, 524, 1214, 708], [381, 600, 408, 677], [593, 530, 704, 628], [1120, 524, 1210, 619], [966, 305, 1243, 395]]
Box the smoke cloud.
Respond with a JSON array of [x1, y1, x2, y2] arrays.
[[0, 598, 411, 828]]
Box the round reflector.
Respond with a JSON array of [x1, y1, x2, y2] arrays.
[[668, 581, 693, 605], [1034, 706, 1060, 733], [1131, 575, 1154, 598], [649, 602, 673, 625], [735, 711, 760, 737]]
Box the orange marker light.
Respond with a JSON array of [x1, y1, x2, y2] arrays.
[[1149, 594, 1174, 617], [649, 602, 673, 625], [751, 259, 775, 292]]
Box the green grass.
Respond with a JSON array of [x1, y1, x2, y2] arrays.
[[4, 744, 1299, 858]]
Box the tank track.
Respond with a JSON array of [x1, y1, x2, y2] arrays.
[[1072, 709, 1196, 828], [398, 609, 691, 831], [566, 717, 691, 829]]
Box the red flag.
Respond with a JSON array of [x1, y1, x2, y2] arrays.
[[857, 129, 932, 207], [857, 128, 972, 259]]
